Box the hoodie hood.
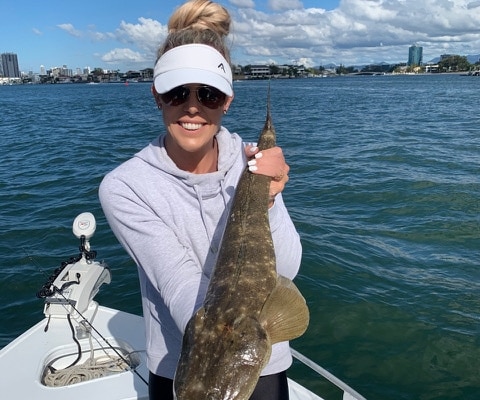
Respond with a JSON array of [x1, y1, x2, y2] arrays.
[[134, 126, 244, 192], [132, 126, 245, 257]]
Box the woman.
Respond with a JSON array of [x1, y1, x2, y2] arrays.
[[99, 1, 302, 399]]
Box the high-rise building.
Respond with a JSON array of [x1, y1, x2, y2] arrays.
[[408, 45, 423, 66], [1, 53, 20, 77]]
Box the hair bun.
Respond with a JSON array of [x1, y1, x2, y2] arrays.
[[168, 0, 231, 37]]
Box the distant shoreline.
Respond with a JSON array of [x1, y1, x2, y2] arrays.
[[1, 71, 478, 86]]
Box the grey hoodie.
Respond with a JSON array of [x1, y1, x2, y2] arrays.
[[99, 126, 302, 379]]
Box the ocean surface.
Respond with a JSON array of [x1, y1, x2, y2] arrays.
[[0, 75, 479, 400]]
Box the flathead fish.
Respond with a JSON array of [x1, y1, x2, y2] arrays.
[[174, 90, 309, 400]]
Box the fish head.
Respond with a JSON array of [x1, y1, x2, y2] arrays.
[[174, 311, 272, 400]]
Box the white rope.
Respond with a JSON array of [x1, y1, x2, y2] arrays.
[[43, 354, 130, 387], [43, 329, 132, 387]]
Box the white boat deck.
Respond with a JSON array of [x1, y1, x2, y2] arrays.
[[0, 213, 365, 400], [0, 303, 365, 399], [0, 305, 150, 400]]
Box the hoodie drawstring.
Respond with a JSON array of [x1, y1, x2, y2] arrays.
[[193, 180, 228, 255]]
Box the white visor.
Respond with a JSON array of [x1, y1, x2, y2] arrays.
[[153, 44, 233, 96]]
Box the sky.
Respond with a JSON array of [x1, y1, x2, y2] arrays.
[[2, 0, 480, 73]]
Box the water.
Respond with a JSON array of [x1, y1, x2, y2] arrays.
[[1, 75, 479, 399]]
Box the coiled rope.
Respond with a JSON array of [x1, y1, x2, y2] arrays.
[[43, 354, 130, 387], [42, 320, 134, 387]]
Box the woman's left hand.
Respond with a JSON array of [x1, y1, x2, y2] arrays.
[[245, 144, 290, 207]]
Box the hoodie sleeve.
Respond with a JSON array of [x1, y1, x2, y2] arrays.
[[268, 193, 302, 279], [99, 173, 209, 334]]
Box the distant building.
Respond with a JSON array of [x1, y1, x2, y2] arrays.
[[249, 65, 271, 78], [1, 52, 20, 77], [425, 64, 439, 73], [50, 65, 73, 78], [440, 54, 454, 61], [408, 45, 423, 66]]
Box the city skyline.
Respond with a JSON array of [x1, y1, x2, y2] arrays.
[[2, 0, 480, 73], [3, 48, 479, 81]]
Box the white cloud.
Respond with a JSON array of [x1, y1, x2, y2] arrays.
[[101, 48, 147, 64], [57, 23, 82, 38], [229, 0, 255, 8], [90, 31, 116, 41], [268, 0, 303, 11], [467, 0, 480, 8], [32, 28, 42, 35], [115, 17, 167, 58], [89, 17, 167, 67], [58, 0, 480, 70], [296, 57, 315, 68], [228, 0, 480, 66]]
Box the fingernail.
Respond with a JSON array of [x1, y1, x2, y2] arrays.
[[249, 165, 258, 172], [254, 152, 263, 159], [247, 160, 257, 166], [250, 146, 258, 153]]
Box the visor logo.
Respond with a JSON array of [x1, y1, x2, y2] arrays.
[[218, 63, 225, 73]]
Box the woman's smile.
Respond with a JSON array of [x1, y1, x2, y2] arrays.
[[179, 121, 205, 131]]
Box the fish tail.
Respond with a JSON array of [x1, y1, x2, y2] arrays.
[[258, 83, 276, 150]]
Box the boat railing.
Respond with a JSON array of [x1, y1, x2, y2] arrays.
[[290, 348, 367, 400]]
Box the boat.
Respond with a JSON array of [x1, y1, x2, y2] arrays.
[[0, 213, 366, 400]]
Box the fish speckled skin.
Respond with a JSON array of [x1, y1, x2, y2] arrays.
[[174, 93, 309, 400]]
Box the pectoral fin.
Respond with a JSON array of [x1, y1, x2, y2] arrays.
[[260, 275, 309, 344]]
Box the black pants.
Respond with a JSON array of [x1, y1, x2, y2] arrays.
[[149, 371, 290, 400]]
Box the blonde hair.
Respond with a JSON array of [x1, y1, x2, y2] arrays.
[[157, 0, 232, 64]]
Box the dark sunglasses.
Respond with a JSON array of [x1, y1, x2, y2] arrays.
[[160, 85, 226, 109]]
